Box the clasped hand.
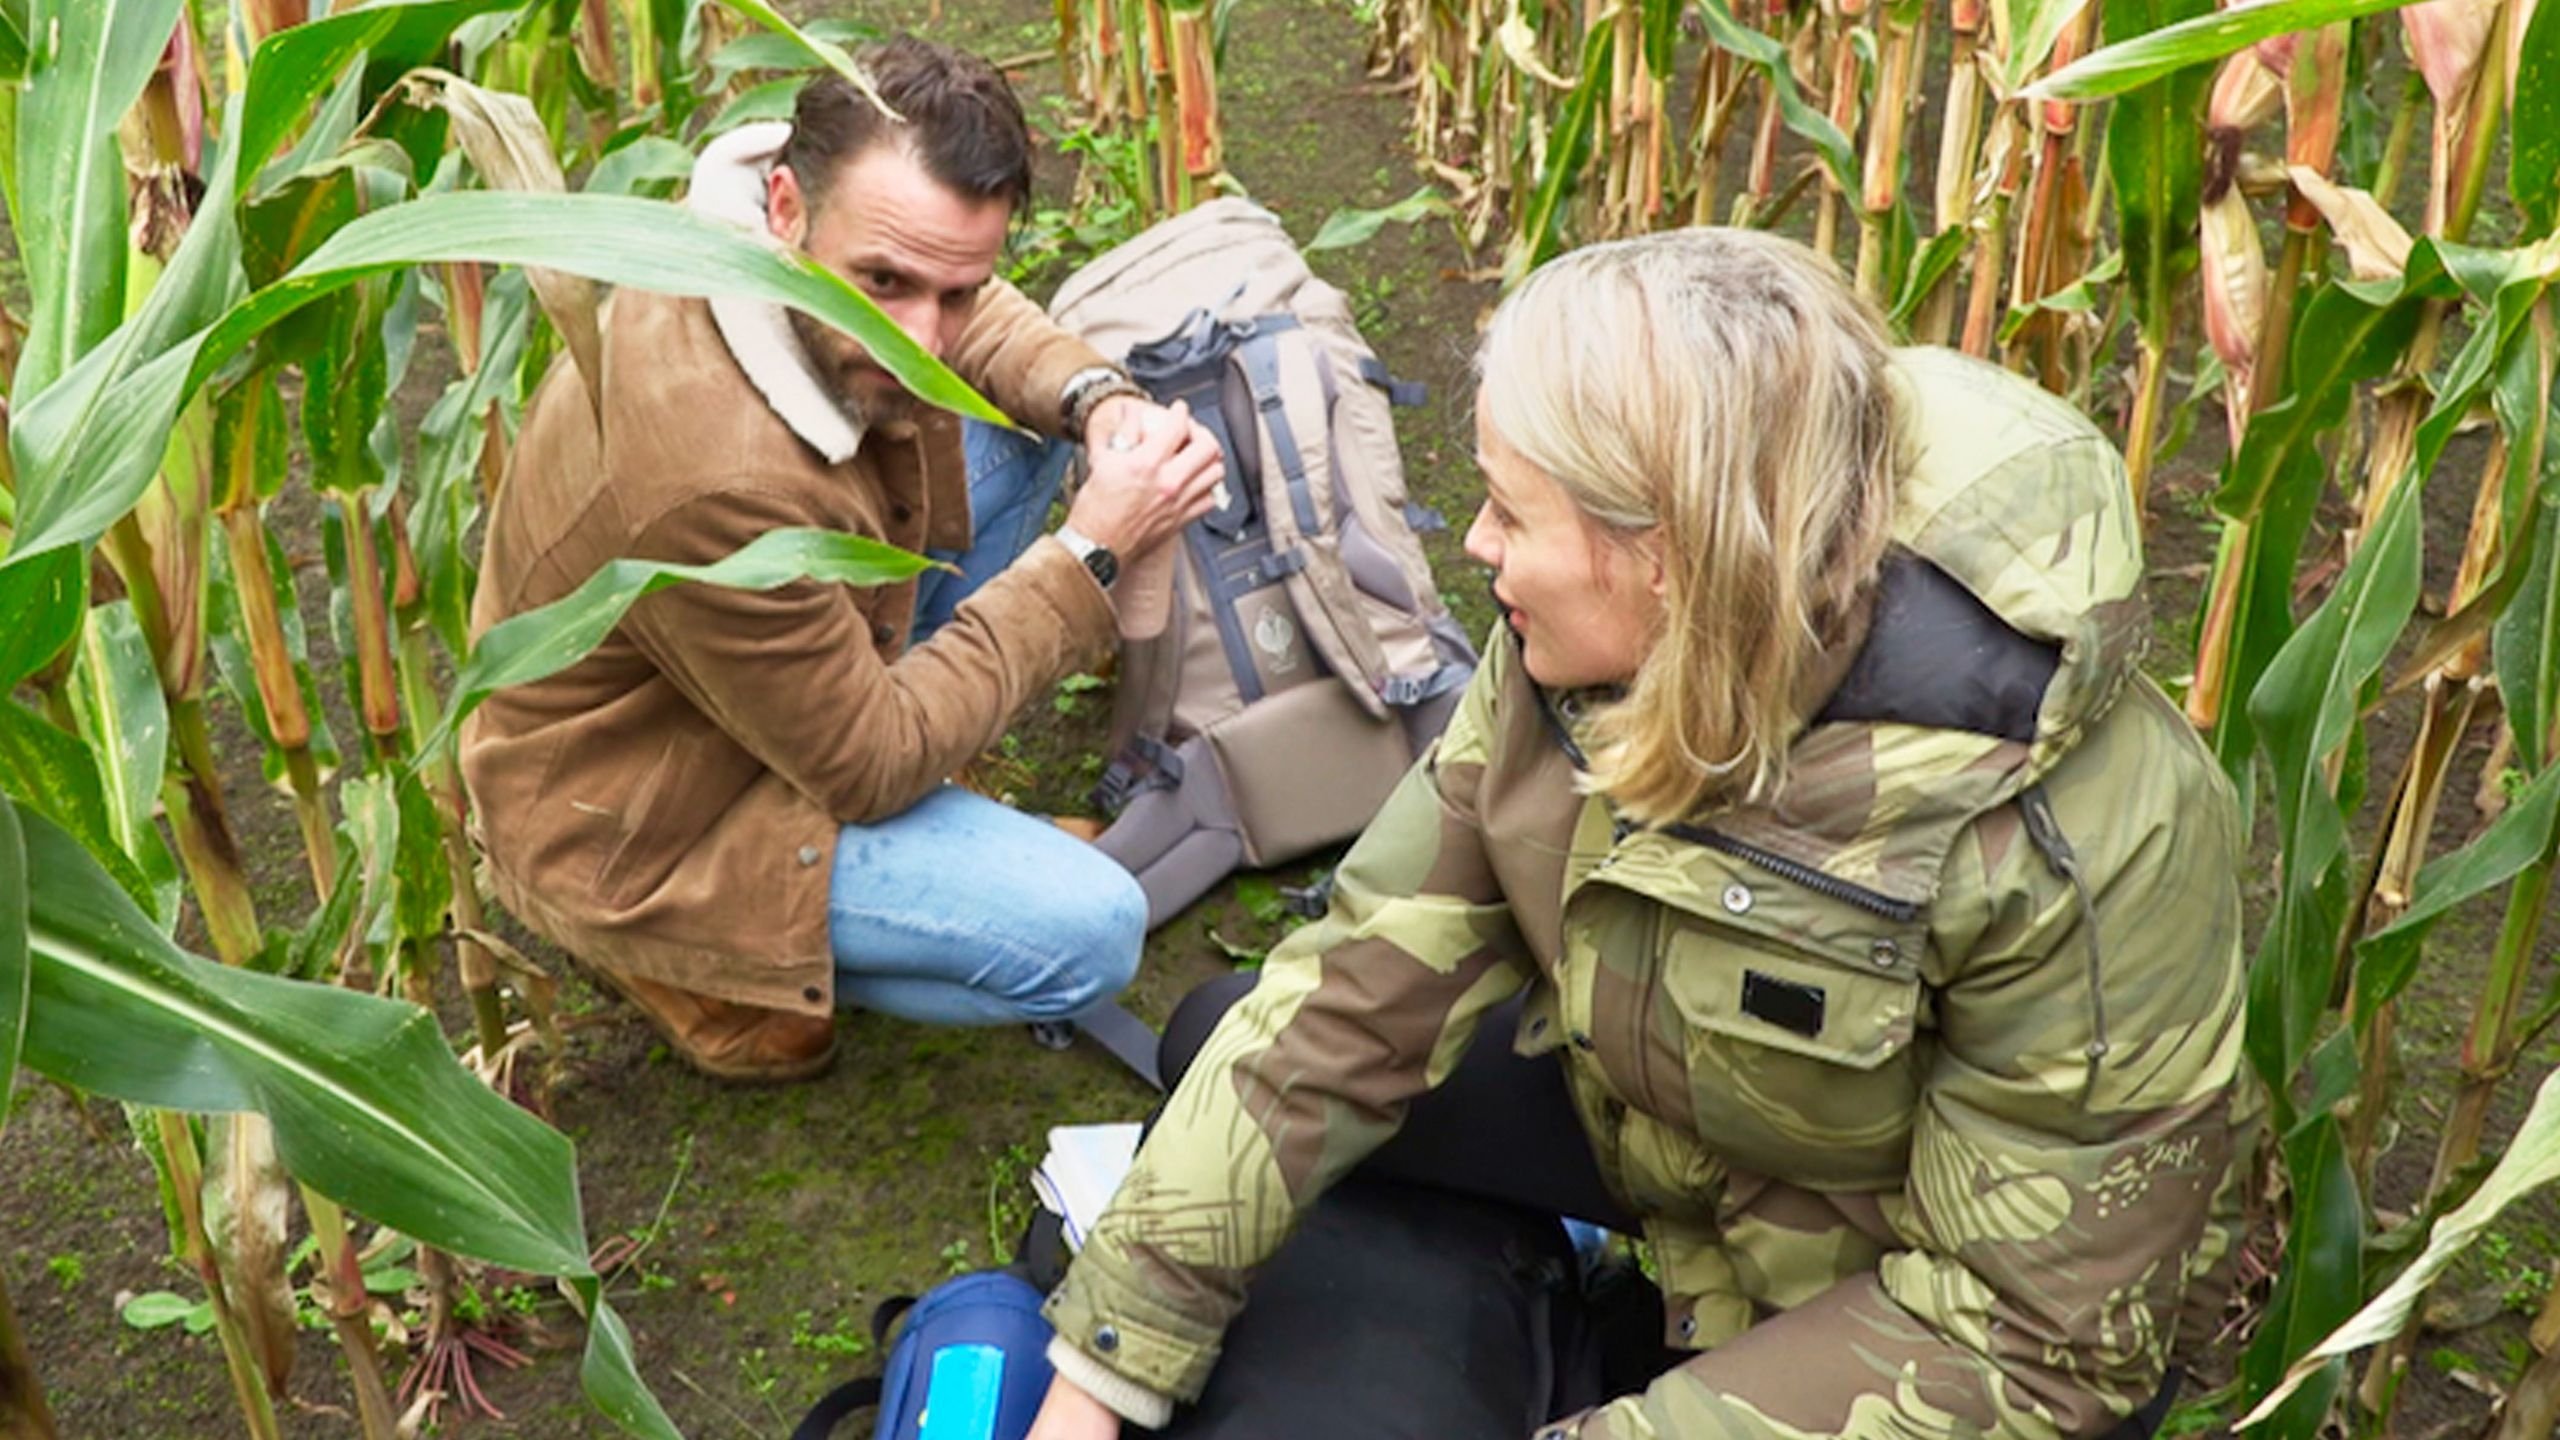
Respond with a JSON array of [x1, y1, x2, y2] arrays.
[[1064, 396, 1227, 557]]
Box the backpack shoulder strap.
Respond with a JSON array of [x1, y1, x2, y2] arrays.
[[1028, 1001, 1165, 1090], [1234, 325, 1395, 715]]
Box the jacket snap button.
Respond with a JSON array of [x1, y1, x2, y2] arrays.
[[871, 621, 896, 646], [1678, 1315, 1698, 1339], [1870, 938, 1900, 968], [803, 986, 823, 1003], [1571, 1032, 1595, 1052], [797, 845, 821, 866], [1093, 1324, 1120, 1353], [1721, 883, 1753, 914], [1527, 1017, 1549, 1037]]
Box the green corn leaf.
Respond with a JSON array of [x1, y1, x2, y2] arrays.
[[0, 794, 25, 1143], [1307, 187, 1454, 253], [703, 75, 805, 136], [712, 0, 892, 116], [2353, 758, 2560, 1027], [2103, 0, 2210, 349], [704, 17, 879, 86], [1513, 22, 1616, 283], [2516, 0, 2560, 232], [2214, 258, 2447, 522], [1888, 229, 1973, 333], [20, 805, 682, 1438], [584, 136, 698, 196], [2032, 0, 2430, 100], [570, 1279, 685, 1440], [1643, 0, 1683, 76], [11, 0, 182, 400], [2241, 1065, 2560, 1427], [1695, 0, 1858, 194], [64, 602, 179, 926], [0, 547, 84, 689], [0, 2, 28, 83], [413, 271, 533, 656], [7, 190, 1004, 574], [2239, 1116, 2361, 1436], [2200, 259, 2437, 775], [1994, 0, 2100, 94], [1997, 250, 2125, 345], [2245, 471, 2424, 1094], [419, 526, 934, 758], [330, 775, 405, 979], [391, 768, 451, 948], [2498, 494, 2560, 778], [0, 699, 162, 919]]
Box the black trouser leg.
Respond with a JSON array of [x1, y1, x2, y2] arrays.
[[1159, 971, 1639, 1232]]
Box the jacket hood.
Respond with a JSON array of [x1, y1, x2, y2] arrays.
[[1880, 346, 2148, 771]]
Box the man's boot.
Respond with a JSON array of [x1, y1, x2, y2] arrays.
[[590, 967, 837, 1082]]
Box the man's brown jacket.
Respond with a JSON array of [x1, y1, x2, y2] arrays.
[[462, 281, 1112, 1016]]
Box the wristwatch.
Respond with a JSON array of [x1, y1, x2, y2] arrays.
[[1056, 524, 1120, 589]]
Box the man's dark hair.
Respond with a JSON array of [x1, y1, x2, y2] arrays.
[[780, 36, 1033, 214]]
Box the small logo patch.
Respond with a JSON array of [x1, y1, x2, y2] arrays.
[[1253, 608, 1300, 671], [1741, 971, 1826, 1038]]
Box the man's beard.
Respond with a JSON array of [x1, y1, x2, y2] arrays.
[[787, 309, 911, 426]]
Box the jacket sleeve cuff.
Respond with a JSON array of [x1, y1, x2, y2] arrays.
[[1040, 1254, 1226, 1402], [1046, 1337, 1175, 1429], [1004, 536, 1117, 663]]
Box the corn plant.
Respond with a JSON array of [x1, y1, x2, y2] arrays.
[[1057, 0, 1230, 219], [0, 0, 994, 1435]]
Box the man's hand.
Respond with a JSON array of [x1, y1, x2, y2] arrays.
[[1025, 1373, 1124, 1440], [1081, 393, 1154, 454], [1065, 397, 1226, 558]]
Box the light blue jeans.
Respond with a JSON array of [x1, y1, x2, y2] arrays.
[[828, 421, 1145, 1026]]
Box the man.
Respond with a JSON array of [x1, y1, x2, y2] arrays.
[[462, 38, 1224, 1082]]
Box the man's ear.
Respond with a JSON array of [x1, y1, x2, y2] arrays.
[[767, 164, 808, 248]]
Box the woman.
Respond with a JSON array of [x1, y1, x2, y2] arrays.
[[1030, 228, 2257, 1440]]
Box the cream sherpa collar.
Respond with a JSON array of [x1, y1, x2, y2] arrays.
[[684, 121, 866, 464]]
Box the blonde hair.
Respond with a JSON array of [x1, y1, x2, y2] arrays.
[[1477, 228, 1899, 826]]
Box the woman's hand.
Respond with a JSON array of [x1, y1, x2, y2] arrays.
[[1025, 1372, 1124, 1440]]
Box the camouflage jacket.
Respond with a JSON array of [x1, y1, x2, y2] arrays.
[[1045, 348, 2259, 1440]]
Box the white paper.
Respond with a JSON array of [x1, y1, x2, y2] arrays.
[[1032, 1122, 1143, 1251]]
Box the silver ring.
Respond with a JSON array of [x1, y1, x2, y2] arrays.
[[1105, 433, 1139, 453]]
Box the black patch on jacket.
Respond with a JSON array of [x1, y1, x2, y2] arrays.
[[1741, 971, 1827, 1038], [1814, 552, 2061, 743]]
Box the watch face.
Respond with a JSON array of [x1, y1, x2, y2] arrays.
[[1085, 547, 1120, 589]]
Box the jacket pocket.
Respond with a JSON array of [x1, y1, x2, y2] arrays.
[[1656, 919, 1925, 1187]]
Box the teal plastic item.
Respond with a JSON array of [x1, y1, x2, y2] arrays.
[[917, 1343, 1007, 1440]]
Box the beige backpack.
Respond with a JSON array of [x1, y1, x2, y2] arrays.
[[1047, 199, 1478, 927]]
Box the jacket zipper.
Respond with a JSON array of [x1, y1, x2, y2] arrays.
[[1660, 822, 1923, 924], [1531, 652, 1921, 925]]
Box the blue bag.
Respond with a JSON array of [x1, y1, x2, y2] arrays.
[[793, 1270, 1058, 1440]]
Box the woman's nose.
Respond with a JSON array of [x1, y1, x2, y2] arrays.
[[1462, 506, 1500, 568]]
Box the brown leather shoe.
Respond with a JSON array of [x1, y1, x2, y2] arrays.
[[590, 968, 836, 1083]]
